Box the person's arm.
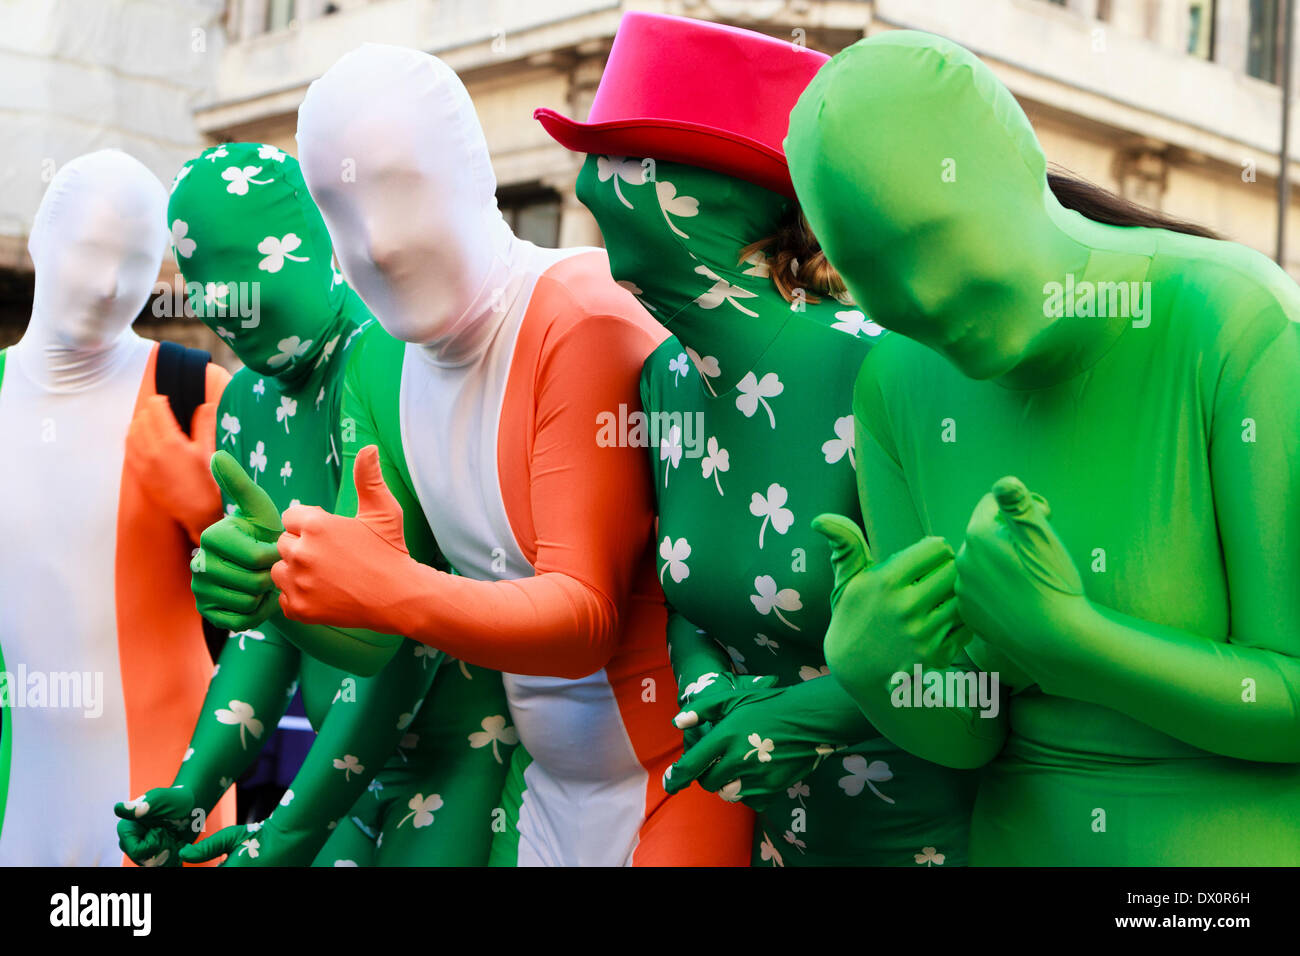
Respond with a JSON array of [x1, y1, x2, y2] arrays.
[[958, 312, 1300, 762], [274, 315, 660, 680], [820, 355, 1007, 770], [124, 360, 230, 545]]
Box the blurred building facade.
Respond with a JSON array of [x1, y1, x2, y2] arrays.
[[2, 0, 1299, 362]]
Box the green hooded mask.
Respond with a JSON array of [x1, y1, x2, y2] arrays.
[[168, 142, 362, 380], [786, 31, 1159, 387], [577, 154, 870, 390]]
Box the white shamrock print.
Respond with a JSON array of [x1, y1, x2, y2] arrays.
[[596, 156, 648, 208], [659, 424, 683, 487], [268, 336, 313, 368], [315, 386, 325, 410], [248, 441, 268, 482], [170, 219, 196, 258], [237, 837, 260, 858], [203, 145, 228, 163], [724, 645, 749, 674], [398, 793, 443, 829], [219, 412, 240, 446], [915, 846, 946, 866], [280, 460, 293, 484], [368, 779, 384, 795], [783, 831, 808, 854], [682, 672, 718, 699], [735, 371, 784, 428], [759, 832, 785, 867], [280, 789, 295, 807], [740, 249, 771, 277], [822, 415, 856, 467], [659, 535, 691, 585], [685, 346, 721, 395], [755, 633, 779, 654], [202, 282, 230, 311], [141, 848, 171, 867], [749, 483, 794, 549], [750, 575, 802, 631], [719, 780, 744, 803], [170, 164, 192, 193], [799, 664, 830, 681], [743, 733, 775, 763], [313, 333, 340, 370], [233, 629, 264, 650], [332, 754, 364, 781], [276, 395, 298, 433], [413, 644, 436, 669], [258, 144, 287, 162], [215, 326, 236, 344], [656, 180, 699, 238], [693, 265, 758, 317], [222, 164, 273, 196], [838, 755, 895, 804], [831, 309, 884, 338], [252, 378, 265, 401], [123, 795, 150, 818], [257, 233, 309, 273], [787, 780, 810, 806], [701, 436, 729, 495], [215, 700, 263, 749], [668, 352, 690, 384], [468, 715, 519, 764], [183, 748, 194, 763]]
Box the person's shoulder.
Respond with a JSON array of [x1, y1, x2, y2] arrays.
[[1154, 234, 1300, 342], [533, 247, 668, 345]]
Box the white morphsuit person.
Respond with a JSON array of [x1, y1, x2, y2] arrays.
[[0, 150, 234, 865], [269, 45, 754, 865]]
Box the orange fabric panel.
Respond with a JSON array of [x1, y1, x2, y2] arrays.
[[501, 254, 752, 864], [116, 344, 233, 866]]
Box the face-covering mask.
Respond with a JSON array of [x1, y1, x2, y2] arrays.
[[577, 154, 847, 389], [21, 149, 168, 390], [167, 142, 357, 380], [787, 31, 1138, 385], [295, 44, 517, 366]]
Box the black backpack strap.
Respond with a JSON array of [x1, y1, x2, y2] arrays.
[[155, 341, 212, 437]]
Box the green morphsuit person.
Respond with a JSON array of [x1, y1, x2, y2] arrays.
[[788, 32, 1300, 865], [114, 143, 514, 866], [578, 155, 979, 866]]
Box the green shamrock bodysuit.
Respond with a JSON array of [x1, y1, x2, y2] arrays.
[[116, 143, 514, 866], [788, 32, 1300, 865], [578, 156, 979, 866]]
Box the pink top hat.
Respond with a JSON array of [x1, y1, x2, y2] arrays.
[[534, 11, 830, 198]]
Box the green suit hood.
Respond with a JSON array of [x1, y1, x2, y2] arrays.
[[787, 31, 1151, 384]]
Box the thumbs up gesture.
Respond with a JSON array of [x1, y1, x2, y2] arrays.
[[272, 445, 412, 631], [953, 476, 1087, 680], [812, 514, 971, 707], [191, 450, 284, 631]]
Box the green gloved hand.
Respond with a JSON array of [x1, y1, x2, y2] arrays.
[[814, 513, 971, 691], [114, 786, 205, 868], [954, 476, 1086, 683], [676, 670, 779, 749], [664, 677, 863, 812], [192, 450, 284, 631], [178, 816, 321, 867]]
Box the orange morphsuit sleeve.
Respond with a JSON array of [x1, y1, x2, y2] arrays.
[[274, 312, 663, 680], [390, 314, 658, 678], [125, 356, 229, 545]]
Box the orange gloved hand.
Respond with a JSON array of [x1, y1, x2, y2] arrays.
[[126, 394, 222, 544], [271, 444, 425, 633]]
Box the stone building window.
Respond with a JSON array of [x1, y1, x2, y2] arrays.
[[1247, 0, 1282, 82], [1187, 0, 1216, 60], [499, 186, 561, 248]]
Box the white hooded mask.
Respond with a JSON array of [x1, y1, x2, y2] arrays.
[[18, 150, 168, 391], [296, 44, 519, 367]]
